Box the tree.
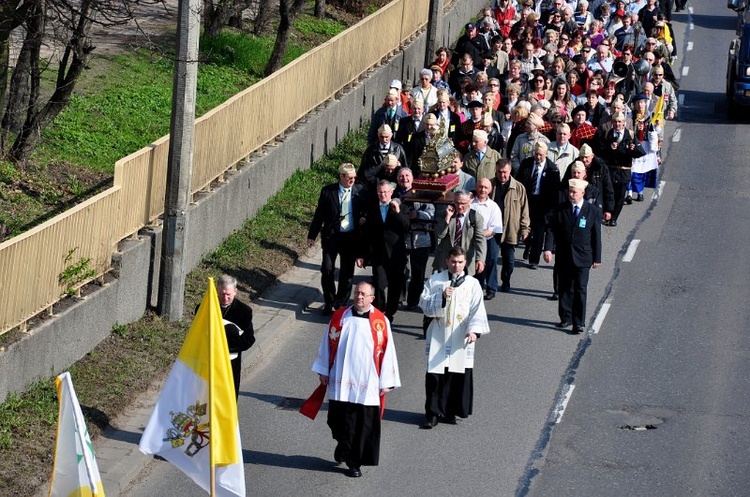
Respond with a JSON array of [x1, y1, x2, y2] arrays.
[[0, 0, 33, 148], [263, 0, 305, 76], [252, 0, 273, 36], [1, 0, 135, 163], [314, 0, 325, 18]]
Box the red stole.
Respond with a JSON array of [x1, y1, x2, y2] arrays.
[[300, 307, 389, 420]]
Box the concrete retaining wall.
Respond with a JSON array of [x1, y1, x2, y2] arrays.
[[0, 0, 488, 403]]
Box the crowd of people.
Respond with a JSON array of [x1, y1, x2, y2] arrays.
[[303, 0, 681, 479]]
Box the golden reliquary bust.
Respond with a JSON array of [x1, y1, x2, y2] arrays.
[[418, 125, 459, 179]]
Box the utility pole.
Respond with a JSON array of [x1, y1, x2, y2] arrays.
[[158, 0, 201, 320], [425, 0, 445, 67]]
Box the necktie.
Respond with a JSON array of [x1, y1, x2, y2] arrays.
[[531, 164, 541, 194], [614, 131, 620, 141], [573, 205, 580, 218], [454, 215, 463, 246], [340, 188, 351, 231], [381, 204, 388, 221], [478, 151, 484, 163], [388, 108, 395, 120]]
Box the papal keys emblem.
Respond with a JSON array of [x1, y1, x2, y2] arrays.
[[163, 400, 210, 456]]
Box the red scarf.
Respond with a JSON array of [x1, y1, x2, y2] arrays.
[[300, 307, 389, 420]]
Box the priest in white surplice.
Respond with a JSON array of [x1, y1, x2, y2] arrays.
[[312, 281, 401, 478], [419, 247, 490, 429]]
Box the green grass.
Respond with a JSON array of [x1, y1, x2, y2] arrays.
[[33, 19, 344, 174], [294, 14, 348, 37]]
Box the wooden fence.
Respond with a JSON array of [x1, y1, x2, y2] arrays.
[[0, 0, 434, 334]]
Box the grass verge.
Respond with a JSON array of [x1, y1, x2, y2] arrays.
[[1, 12, 350, 240], [0, 126, 368, 496]]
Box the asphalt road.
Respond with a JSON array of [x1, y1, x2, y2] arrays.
[[124, 2, 750, 496]]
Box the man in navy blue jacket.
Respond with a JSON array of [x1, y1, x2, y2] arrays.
[[543, 178, 602, 334]]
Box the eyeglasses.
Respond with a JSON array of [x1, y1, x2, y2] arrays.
[[490, 82, 500, 86], [601, 42, 610, 46], [561, 37, 569, 41]]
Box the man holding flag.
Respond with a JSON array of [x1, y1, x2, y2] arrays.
[[306, 281, 401, 478], [139, 278, 245, 497]]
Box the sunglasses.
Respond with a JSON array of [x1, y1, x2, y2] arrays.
[[561, 37, 569, 41]]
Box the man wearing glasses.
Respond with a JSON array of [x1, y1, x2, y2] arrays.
[[651, 67, 677, 121]]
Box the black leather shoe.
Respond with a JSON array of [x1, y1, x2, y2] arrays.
[[346, 467, 362, 478], [556, 321, 571, 328], [636, 194, 644, 202], [321, 305, 333, 316], [439, 415, 457, 425], [484, 292, 496, 301], [572, 326, 585, 334], [609, 220, 617, 227], [422, 415, 438, 429], [548, 293, 558, 301], [500, 285, 510, 293], [625, 196, 633, 205], [529, 263, 538, 270]]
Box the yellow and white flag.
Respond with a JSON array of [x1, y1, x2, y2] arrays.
[[49, 371, 105, 497], [139, 278, 245, 497]]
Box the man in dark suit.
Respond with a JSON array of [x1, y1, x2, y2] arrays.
[[429, 89, 462, 144], [543, 179, 602, 334], [358, 124, 408, 193], [367, 89, 409, 145], [515, 141, 561, 269], [357, 180, 411, 322], [593, 112, 646, 227], [307, 163, 364, 315], [394, 100, 427, 176]]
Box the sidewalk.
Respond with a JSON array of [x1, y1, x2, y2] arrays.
[[48, 247, 327, 496]]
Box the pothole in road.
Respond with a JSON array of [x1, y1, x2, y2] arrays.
[[618, 424, 658, 431]]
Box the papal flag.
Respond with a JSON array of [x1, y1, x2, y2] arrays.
[[139, 278, 245, 497], [48, 371, 105, 496]]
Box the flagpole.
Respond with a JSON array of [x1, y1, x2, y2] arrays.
[[209, 278, 217, 497]]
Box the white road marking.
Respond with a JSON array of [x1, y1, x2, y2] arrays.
[[623, 240, 641, 262], [672, 128, 682, 142], [653, 181, 666, 200], [688, 6, 693, 13], [687, 41, 693, 51], [592, 302, 612, 334], [682, 66, 689, 76], [555, 384, 576, 423], [689, 23, 694, 30], [678, 93, 685, 106]]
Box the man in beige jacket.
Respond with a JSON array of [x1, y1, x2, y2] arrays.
[[490, 158, 530, 292]]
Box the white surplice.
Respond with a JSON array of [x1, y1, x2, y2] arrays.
[[312, 307, 401, 406], [420, 271, 490, 374]]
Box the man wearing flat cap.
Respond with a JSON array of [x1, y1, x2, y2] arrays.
[[463, 129, 502, 182], [543, 178, 602, 334]]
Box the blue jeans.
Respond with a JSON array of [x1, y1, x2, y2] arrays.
[[479, 236, 499, 293]]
